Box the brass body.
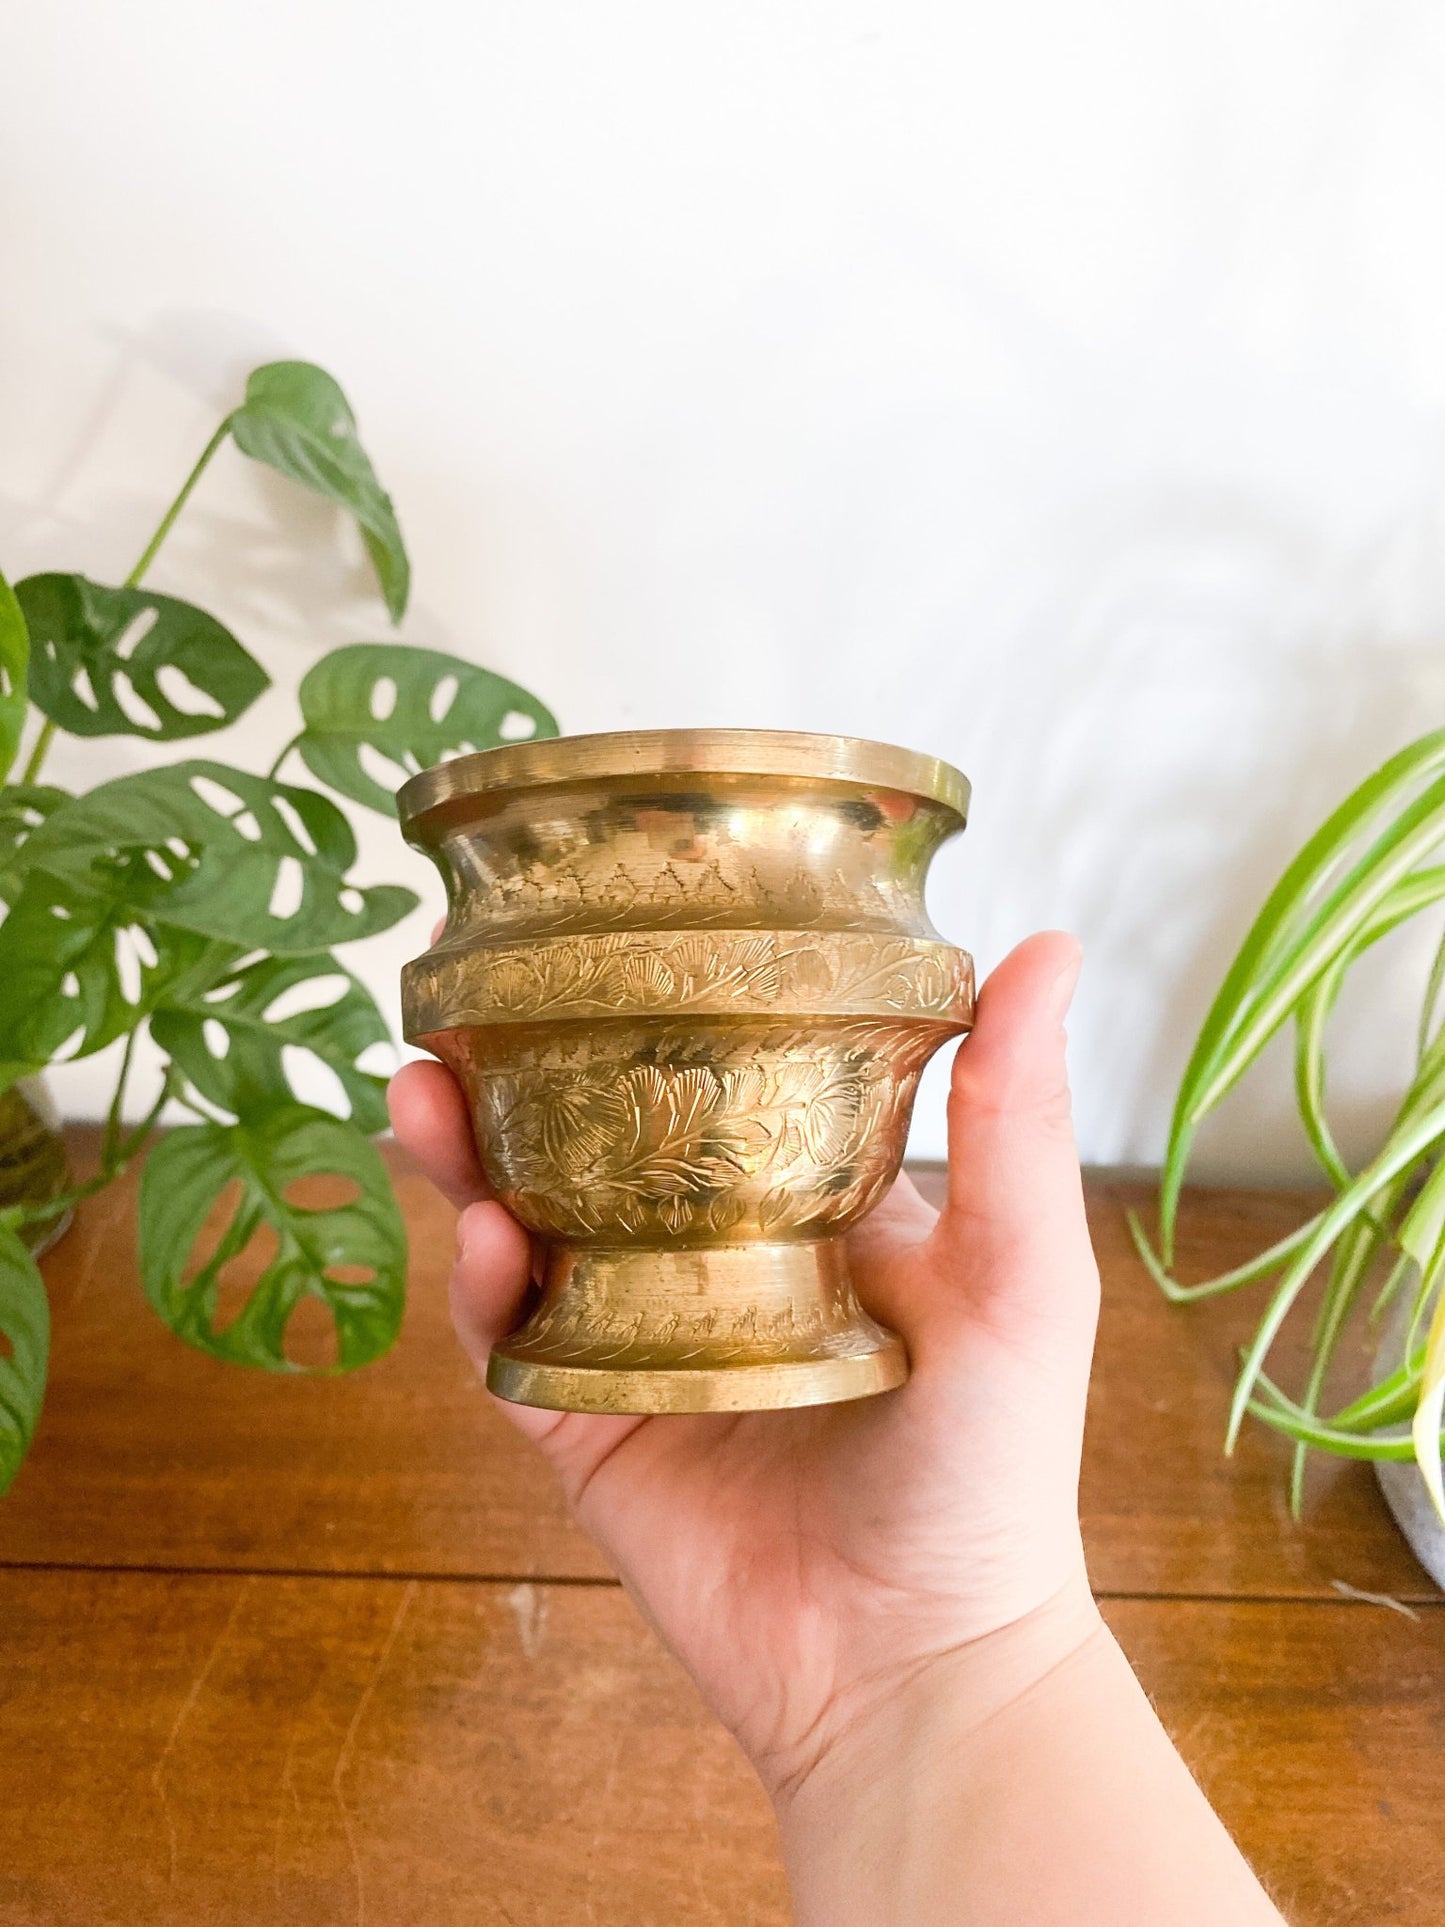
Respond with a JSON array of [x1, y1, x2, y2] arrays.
[[399, 729, 973, 1414]]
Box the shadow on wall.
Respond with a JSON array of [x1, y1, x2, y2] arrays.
[[972, 486, 1443, 1183], [0, 309, 402, 656], [4, 306, 1442, 1180]]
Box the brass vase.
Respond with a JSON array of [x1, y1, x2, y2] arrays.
[[399, 729, 973, 1415]]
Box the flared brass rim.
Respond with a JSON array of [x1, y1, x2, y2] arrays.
[[397, 727, 970, 831]]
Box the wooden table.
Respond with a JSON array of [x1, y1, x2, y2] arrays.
[[0, 1134, 1440, 1925]]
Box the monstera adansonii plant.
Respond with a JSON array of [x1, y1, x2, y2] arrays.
[[0, 359, 556, 1493], [1131, 729, 1445, 1521]]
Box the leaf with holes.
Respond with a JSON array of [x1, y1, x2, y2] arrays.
[[20, 761, 417, 955], [138, 1104, 406, 1370], [0, 565, 28, 782], [0, 784, 68, 905], [16, 573, 269, 741], [229, 363, 409, 621], [295, 643, 558, 814], [152, 951, 391, 1134], [0, 864, 228, 1092], [0, 1225, 48, 1495]]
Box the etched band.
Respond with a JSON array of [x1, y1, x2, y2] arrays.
[[429, 1019, 946, 1244], [405, 927, 974, 1030]]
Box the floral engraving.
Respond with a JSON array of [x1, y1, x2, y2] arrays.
[[440, 1021, 945, 1244], [402, 749, 972, 1397]]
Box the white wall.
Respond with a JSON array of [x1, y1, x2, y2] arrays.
[[3, 0, 1442, 1179]]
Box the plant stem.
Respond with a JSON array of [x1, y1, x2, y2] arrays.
[[168, 1087, 221, 1123], [12, 1068, 176, 1227], [102, 1027, 139, 1168], [123, 418, 233, 591], [266, 733, 301, 781], [20, 718, 55, 785]]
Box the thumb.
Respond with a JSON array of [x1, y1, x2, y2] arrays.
[[448, 1200, 647, 1500], [937, 931, 1093, 1302]]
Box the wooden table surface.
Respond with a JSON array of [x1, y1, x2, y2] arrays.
[[1, 1132, 1440, 1925]]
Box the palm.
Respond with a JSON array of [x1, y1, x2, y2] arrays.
[[392, 933, 1097, 1795], [497, 1173, 1089, 1783]]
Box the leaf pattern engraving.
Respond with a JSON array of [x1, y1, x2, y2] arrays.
[[413, 929, 973, 1030], [450, 1020, 947, 1244]]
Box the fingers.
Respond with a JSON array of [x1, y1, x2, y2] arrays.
[[388, 1059, 491, 1211], [394, 1056, 645, 1481], [843, 1168, 939, 1331], [447, 1200, 558, 1444], [449, 1203, 647, 1485], [938, 931, 1093, 1296], [449, 1201, 534, 1361]]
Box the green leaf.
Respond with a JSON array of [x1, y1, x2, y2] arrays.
[[0, 784, 68, 905], [1158, 729, 1445, 1254], [21, 761, 417, 955], [1391, 1029, 1445, 1158], [0, 866, 213, 1083], [1193, 777, 1445, 1126], [1226, 1093, 1445, 1452], [1126, 1203, 1325, 1304], [0, 565, 29, 783], [296, 643, 559, 815], [1202, 770, 1445, 1109], [230, 363, 409, 621], [1291, 866, 1445, 1191], [138, 1104, 406, 1370], [1412, 1276, 1445, 1520], [1288, 1214, 1396, 1515], [1420, 924, 1445, 1061], [1330, 1351, 1426, 1432], [152, 951, 391, 1134], [1248, 1390, 1427, 1461], [0, 1223, 48, 1494], [1398, 1155, 1445, 1269], [16, 574, 268, 741]]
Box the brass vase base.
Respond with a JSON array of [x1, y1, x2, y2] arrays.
[[486, 1239, 908, 1415]]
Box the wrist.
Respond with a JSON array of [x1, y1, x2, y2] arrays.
[[770, 1565, 1105, 1826], [775, 1570, 1282, 1927]]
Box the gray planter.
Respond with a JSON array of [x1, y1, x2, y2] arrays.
[[1376, 1460, 1445, 1591]]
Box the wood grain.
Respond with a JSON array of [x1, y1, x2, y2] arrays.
[[0, 1568, 1438, 1927], [0, 1136, 1426, 1598], [0, 1135, 594, 1582], [2, 1132, 1441, 1925], [1113, 1594, 1445, 1927], [1079, 1173, 1429, 1601], [0, 1570, 784, 1927]]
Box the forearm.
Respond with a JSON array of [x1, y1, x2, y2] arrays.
[[777, 1582, 1285, 1927]]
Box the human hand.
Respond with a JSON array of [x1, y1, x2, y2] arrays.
[[388, 931, 1100, 1806]]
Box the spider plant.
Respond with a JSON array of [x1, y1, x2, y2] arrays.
[[1130, 728, 1445, 1522]]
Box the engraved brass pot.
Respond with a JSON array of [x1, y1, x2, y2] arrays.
[[399, 729, 973, 1415]]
